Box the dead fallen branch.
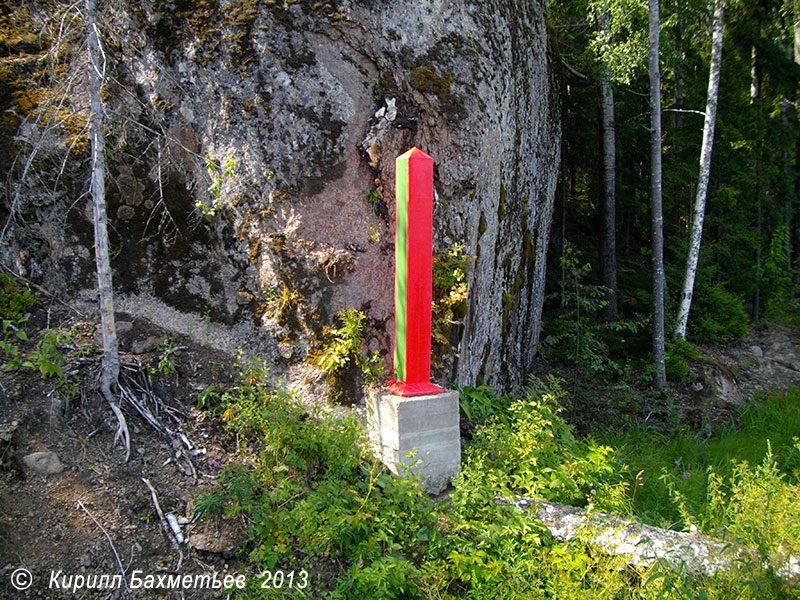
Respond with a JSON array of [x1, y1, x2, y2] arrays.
[[142, 477, 184, 571], [498, 496, 800, 584], [77, 499, 129, 592]]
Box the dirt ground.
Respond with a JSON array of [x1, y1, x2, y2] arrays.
[[0, 306, 253, 599], [1, 300, 798, 599]]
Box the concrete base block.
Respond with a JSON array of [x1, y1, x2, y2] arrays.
[[366, 388, 461, 495]]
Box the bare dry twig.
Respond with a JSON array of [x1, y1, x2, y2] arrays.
[[142, 477, 184, 571], [76, 499, 130, 592]]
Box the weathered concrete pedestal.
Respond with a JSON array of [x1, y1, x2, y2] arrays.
[[366, 388, 461, 495]]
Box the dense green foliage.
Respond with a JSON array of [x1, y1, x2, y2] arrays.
[[547, 0, 800, 376], [200, 362, 800, 599], [0, 273, 35, 324], [323, 309, 383, 381], [0, 273, 34, 366]]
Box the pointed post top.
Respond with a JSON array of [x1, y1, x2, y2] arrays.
[[398, 147, 433, 161]]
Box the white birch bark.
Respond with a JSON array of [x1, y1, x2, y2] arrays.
[[673, 0, 724, 340], [751, 46, 763, 322], [649, 0, 666, 389], [88, 0, 120, 397]]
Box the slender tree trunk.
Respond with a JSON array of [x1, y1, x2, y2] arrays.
[[673, 0, 724, 340], [752, 45, 763, 322], [751, 46, 761, 100], [598, 7, 619, 322], [560, 152, 567, 309], [673, 9, 685, 142], [781, 97, 792, 271], [795, 0, 800, 281], [649, 0, 666, 389], [88, 0, 119, 398]]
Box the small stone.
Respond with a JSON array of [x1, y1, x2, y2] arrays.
[[278, 342, 294, 360], [189, 532, 239, 557], [131, 336, 160, 354], [236, 291, 253, 306], [116, 321, 134, 335], [749, 345, 763, 358], [188, 517, 246, 557], [79, 553, 92, 567], [22, 451, 64, 475]]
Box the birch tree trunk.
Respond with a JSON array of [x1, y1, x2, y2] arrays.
[[751, 46, 763, 322], [598, 7, 619, 322], [673, 0, 724, 340], [649, 0, 666, 390], [794, 0, 800, 282], [88, 0, 119, 398]]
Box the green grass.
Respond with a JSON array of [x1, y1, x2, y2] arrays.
[[606, 388, 800, 529]]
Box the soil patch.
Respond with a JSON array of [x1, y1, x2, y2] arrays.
[[0, 306, 257, 599]]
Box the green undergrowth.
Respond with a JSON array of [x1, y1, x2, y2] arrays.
[[606, 387, 800, 527], [1, 273, 85, 397], [201, 359, 800, 599]]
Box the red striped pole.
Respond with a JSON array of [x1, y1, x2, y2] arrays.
[[387, 147, 443, 397]]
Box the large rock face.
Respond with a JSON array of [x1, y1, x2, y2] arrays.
[[0, 0, 560, 393]]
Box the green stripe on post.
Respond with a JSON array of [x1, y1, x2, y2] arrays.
[[394, 156, 409, 381]]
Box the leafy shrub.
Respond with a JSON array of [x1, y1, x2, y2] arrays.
[[0, 274, 35, 368], [196, 385, 221, 411], [456, 383, 512, 422], [665, 337, 702, 381], [1, 318, 27, 369], [702, 442, 800, 562], [317, 308, 384, 390], [464, 376, 631, 512], [206, 358, 800, 598], [193, 489, 226, 518], [431, 243, 472, 360], [0, 273, 35, 324], [690, 281, 749, 345], [332, 554, 422, 599], [215, 356, 436, 589], [156, 336, 177, 375], [658, 441, 800, 594], [24, 328, 68, 378], [318, 308, 364, 374]]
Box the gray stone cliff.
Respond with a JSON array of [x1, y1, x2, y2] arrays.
[[0, 0, 561, 394]]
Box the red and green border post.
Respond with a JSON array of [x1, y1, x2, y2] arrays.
[[387, 147, 444, 397]]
